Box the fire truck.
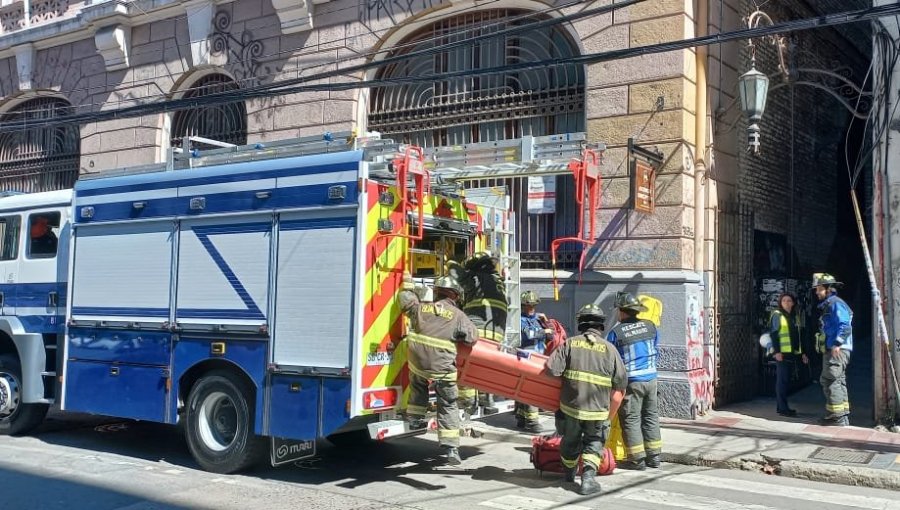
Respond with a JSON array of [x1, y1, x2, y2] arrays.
[[0, 131, 602, 473]]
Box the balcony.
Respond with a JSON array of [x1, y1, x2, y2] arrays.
[[0, 0, 85, 35]]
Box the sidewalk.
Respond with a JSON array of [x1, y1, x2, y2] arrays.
[[464, 403, 900, 490]]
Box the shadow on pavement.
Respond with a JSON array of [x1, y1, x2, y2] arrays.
[[0, 465, 190, 510]]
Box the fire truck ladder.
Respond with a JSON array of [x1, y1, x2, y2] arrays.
[[105, 131, 604, 339], [421, 134, 606, 305]]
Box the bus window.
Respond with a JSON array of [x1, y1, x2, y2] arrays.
[[27, 212, 60, 259], [0, 216, 21, 261]]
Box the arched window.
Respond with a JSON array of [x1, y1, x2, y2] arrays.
[[0, 97, 80, 192], [171, 74, 247, 149], [368, 9, 586, 267]]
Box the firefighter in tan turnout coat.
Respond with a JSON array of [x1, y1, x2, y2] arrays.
[[546, 304, 627, 495], [400, 274, 478, 465]]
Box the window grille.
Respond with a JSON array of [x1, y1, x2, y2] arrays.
[[171, 74, 248, 149], [367, 9, 586, 267], [0, 97, 79, 192]]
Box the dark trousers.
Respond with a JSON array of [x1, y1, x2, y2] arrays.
[[775, 358, 791, 413], [559, 414, 609, 472]]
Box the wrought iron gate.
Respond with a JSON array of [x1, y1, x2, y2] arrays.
[[0, 97, 80, 192], [367, 9, 586, 267], [714, 200, 757, 406], [171, 74, 247, 149]]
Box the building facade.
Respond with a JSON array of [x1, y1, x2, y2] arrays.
[[0, 0, 879, 419]]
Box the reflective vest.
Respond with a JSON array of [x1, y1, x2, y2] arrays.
[[771, 311, 801, 355]]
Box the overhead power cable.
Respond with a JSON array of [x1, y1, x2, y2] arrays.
[[2, 0, 643, 119], [2, 1, 899, 133]]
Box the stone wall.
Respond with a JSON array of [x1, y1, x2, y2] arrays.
[[0, 0, 700, 272]]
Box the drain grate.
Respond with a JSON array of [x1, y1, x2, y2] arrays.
[[809, 447, 876, 464]]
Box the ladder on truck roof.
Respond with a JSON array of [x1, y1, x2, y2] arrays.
[[82, 130, 605, 330]]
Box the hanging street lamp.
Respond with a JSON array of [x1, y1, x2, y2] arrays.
[[739, 64, 770, 154]]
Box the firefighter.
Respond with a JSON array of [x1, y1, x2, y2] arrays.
[[454, 252, 508, 413], [607, 292, 662, 470], [812, 273, 853, 427], [459, 252, 508, 343], [546, 304, 627, 495], [516, 290, 555, 432], [400, 274, 478, 464]]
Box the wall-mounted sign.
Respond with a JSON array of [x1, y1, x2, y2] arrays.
[[527, 175, 556, 214], [633, 159, 655, 214], [628, 138, 664, 215]]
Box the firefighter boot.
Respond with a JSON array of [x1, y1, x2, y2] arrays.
[[443, 446, 462, 466], [622, 458, 647, 471], [646, 454, 661, 469], [564, 466, 577, 483], [579, 469, 602, 495]]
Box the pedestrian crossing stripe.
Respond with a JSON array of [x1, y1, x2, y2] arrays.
[[478, 472, 900, 510], [621, 488, 779, 510], [479, 495, 590, 510], [673, 473, 900, 510]]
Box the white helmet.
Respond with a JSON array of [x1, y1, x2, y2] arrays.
[[759, 333, 773, 356]]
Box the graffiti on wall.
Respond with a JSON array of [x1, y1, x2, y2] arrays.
[[686, 293, 712, 417]]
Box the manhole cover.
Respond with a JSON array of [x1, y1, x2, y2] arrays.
[[809, 447, 875, 464]]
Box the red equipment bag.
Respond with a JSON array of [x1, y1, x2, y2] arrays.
[[542, 318, 568, 357], [530, 434, 616, 476]]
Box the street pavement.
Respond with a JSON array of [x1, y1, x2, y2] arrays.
[[468, 383, 900, 491], [1, 411, 899, 510]]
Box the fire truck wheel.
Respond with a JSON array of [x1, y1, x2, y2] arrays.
[[0, 354, 49, 436], [185, 370, 264, 473]]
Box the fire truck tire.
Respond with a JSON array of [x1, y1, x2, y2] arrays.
[[0, 354, 49, 436], [185, 370, 264, 474]]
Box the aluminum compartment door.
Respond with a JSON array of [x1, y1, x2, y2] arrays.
[[71, 222, 173, 324], [177, 217, 271, 332], [274, 213, 356, 370]]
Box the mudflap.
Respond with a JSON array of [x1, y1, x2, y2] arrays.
[[270, 436, 316, 466]]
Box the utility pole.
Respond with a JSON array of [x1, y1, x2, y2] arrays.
[[873, 0, 900, 424]]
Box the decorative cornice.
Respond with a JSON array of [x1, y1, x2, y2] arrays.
[[94, 23, 130, 71], [14, 42, 34, 91], [271, 0, 332, 34]]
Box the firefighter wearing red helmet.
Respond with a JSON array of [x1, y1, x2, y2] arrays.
[[399, 273, 478, 465], [546, 303, 627, 495]]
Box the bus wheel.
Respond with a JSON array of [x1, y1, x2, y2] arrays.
[[0, 354, 48, 436], [185, 371, 263, 473]]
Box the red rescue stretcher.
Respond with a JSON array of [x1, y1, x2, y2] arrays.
[[456, 339, 562, 411]]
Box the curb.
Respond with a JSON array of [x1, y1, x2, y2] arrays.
[[777, 459, 900, 491], [467, 424, 900, 491]]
